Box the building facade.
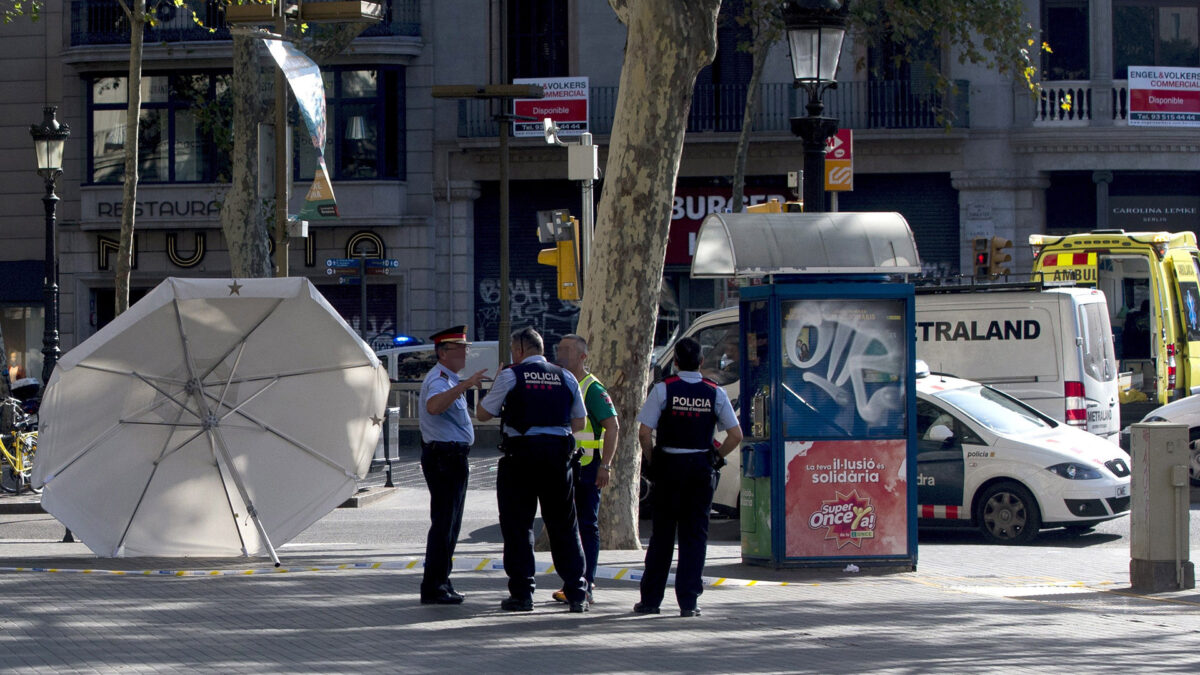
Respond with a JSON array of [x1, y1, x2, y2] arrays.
[[2, 0, 1199, 379]]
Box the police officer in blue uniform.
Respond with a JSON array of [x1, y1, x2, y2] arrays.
[[634, 337, 742, 617], [478, 326, 590, 613], [418, 325, 490, 605]]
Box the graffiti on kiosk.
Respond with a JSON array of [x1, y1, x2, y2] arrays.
[[782, 299, 905, 431], [477, 277, 579, 345]]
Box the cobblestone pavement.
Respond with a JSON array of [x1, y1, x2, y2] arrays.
[[2, 450, 1199, 673]]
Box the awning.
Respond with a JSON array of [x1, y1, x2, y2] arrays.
[[690, 211, 921, 278]]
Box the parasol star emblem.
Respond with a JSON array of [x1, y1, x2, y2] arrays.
[[32, 277, 390, 563], [228, 280, 243, 295]]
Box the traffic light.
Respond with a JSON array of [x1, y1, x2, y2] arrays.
[[973, 238, 990, 277], [988, 237, 1013, 276], [536, 211, 581, 301]]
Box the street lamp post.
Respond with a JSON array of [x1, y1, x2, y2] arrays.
[[30, 106, 70, 387], [783, 0, 849, 214], [431, 84, 544, 362]]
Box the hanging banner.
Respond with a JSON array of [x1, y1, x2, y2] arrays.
[[262, 38, 338, 219]]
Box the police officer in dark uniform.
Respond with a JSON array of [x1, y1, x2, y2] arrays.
[[418, 325, 490, 605], [634, 337, 742, 617], [477, 326, 590, 613]]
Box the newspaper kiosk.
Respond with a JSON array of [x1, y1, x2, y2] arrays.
[[692, 211, 921, 569]]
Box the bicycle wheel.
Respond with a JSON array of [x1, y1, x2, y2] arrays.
[[0, 462, 18, 493], [19, 434, 40, 494]]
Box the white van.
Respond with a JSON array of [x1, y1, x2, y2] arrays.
[[376, 341, 500, 382], [652, 307, 742, 514], [915, 286, 1120, 441]]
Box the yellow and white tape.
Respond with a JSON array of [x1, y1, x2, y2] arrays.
[[0, 556, 800, 588]]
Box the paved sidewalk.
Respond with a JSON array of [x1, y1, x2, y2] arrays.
[[2, 484, 1199, 673]]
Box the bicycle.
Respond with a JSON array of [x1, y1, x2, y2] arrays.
[[0, 397, 39, 494]]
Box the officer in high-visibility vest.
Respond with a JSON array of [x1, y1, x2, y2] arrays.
[[478, 326, 590, 613], [550, 334, 618, 605], [634, 337, 742, 617]]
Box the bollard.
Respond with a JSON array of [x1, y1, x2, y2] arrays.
[[1129, 422, 1195, 591], [384, 407, 394, 488]]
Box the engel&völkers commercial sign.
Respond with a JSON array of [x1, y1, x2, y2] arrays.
[[1128, 65, 1200, 127]]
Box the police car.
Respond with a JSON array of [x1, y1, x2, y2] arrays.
[[915, 363, 1131, 544]]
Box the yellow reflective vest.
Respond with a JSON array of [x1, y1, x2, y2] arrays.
[[574, 373, 605, 465]]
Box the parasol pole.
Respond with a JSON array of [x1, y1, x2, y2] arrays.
[[208, 427, 282, 567]]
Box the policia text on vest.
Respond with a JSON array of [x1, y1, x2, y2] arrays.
[[478, 327, 591, 613]]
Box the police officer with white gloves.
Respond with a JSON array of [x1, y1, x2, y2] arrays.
[[634, 337, 742, 617], [477, 326, 590, 613], [418, 325, 490, 605]]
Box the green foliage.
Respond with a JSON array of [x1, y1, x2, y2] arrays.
[[2, 1, 41, 23], [850, 0, 1047, 90]]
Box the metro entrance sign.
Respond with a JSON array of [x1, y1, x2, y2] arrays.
[[824, 129, 853, 192]]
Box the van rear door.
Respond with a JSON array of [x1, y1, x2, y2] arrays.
[[1167, 251, 1200, 395], [1076, 295, 1120, 439]]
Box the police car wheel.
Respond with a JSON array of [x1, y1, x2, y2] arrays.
[[976, 481, 1041, 545]]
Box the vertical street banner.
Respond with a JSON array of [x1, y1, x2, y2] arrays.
[[1127, 65, 1200, 127], [262, 38, 338, 219], [513, 76, 589, 138], [824, 128, 853, 192]]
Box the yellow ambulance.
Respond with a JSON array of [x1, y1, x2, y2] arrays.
[[1030, 230, 1200, 420]]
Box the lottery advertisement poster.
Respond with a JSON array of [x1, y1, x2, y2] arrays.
[[784, 439, 909, 558]]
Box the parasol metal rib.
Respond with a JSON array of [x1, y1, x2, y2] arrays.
[[218, 362, 377, 386], [211, 399, 358, 476], [197, 297, 286, 384], [131, 372, 203, 422], [215, 341, 250, 416], [74, 362, 188, 387], [114, 404, 193, 555], [39, 392, 181, 485], [206, 427, 282, 567], [206, 430, 253, 559], [213, 377, 279, 423]]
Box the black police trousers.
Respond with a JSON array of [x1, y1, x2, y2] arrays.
[[640, 450, 718, 611], [420, 441, 470, 597], [496, 434, 588, 604]]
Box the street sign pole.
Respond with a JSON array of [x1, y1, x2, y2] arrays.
[[360, 257, 368, 340]]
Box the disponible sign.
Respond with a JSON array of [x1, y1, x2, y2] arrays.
[[513, 76, 589, 137], [1128, 66, 1200, 127]]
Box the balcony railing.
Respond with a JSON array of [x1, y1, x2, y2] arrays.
[[1034, 80, 1130, 125], [456, 79, 970, 138], [70, 0, 420, 46]]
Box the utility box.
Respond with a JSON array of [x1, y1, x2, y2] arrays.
[[1129, 422, 1195, 591]]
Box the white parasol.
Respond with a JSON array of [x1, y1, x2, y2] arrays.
[[33, 277, 389, 564]]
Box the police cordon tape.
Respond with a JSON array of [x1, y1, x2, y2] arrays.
[[0, 555, 801, 587]]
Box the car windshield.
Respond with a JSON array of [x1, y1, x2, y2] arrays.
[[931, 385, 1055, 435]]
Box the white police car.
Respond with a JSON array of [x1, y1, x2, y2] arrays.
[[915, 363, 1131, 544], [1119, 394, 1200, 486]]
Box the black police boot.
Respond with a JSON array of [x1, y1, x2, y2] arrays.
[[632, 602, 660, 614], [500, 596, 534, 612]]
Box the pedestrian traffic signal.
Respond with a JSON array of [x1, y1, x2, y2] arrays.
[[973, 238, 990, 277], [537, 211, 581, 301], [989, 237, 1013, 277]]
